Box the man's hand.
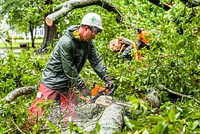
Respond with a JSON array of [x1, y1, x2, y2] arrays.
[[80, 87, 91, 97], [106, 80, 114, 90], [79, 87, 91, 102]]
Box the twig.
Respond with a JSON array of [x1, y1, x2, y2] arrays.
[[0, 37, 9, 52], [11, 120, 25, 134], [157, 85, 200, 104]]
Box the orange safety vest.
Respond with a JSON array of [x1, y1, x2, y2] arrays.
[[131, 42, 142, 61]]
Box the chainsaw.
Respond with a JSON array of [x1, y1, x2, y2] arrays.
[[79, 84, 132, 107], [89, 84, 118, 106], [78, 84, 117, 105]]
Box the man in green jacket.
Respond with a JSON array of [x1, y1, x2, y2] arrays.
[[28, 12, 114, 125]]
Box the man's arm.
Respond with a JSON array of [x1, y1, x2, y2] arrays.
[[88, 45, 109, 81], [88, 45, 114, 90], [58, 38, 85, 89], [122, 45, 133, 61]]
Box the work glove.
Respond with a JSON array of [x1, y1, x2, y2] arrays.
[[105, 79, 114, 90], [80, 87, 91, 97]]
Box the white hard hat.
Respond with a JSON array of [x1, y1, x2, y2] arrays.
[[81, 12, 103, 30]]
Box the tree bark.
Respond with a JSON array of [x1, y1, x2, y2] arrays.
[[45, 0, 123, 26], [29, 21, 35, 48], [2, 86, 38, 103], [98, 104, 125, 134], [40, 16, 58, 51], [63, 103, 125, 133]]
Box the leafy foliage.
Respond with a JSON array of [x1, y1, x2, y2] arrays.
[[0, 50, 48, 133], [0, 50, 46, 93]]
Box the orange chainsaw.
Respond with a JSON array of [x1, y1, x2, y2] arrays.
[[79, 83, 118, 105]]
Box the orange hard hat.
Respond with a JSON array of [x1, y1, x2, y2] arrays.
[[138, 29, 150, 44]]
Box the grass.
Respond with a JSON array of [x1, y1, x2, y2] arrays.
[[0, 39, 43, 49]]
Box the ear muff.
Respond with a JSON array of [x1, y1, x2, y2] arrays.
[[137, 28, 150, 44]]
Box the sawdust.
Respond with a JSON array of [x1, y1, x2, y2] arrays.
[[42, 101, 106, 133]]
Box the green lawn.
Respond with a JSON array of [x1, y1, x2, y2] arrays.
[[0, 39, 43, 48]]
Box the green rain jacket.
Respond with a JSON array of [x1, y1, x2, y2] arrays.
[[41, 25, 109, 92]]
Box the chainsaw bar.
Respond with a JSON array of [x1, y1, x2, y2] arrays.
[[94, 95, 132, 107]]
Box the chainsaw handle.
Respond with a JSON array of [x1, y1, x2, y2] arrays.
[[106, 84, 118, 96], [89, 88, 107, 103], [90, 84, 118, 103], [79, 88, 107, 102], [79, 84, 118, 103], [78, 93, 90, 102]]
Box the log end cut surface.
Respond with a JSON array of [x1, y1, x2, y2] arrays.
[[46, 17, 53, 26]]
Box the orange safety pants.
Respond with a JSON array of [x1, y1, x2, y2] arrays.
[[27, 83, 77, 126]]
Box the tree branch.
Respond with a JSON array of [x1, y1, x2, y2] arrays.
[[157, 84, 200, 104], [2, 86, 38, 103], [45, 0, 123, 26], [11, 120, 25, 134]]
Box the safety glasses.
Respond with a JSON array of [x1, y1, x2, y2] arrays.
[[89, 26, 102, 33]]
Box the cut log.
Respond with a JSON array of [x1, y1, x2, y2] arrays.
[[145, 91, 160, 108], [75, 103, 106, 132], [45, 0, 123, 26], [98, 104, 125, 134], [61, 103, 125, 133], [2, 86, 38, 103]]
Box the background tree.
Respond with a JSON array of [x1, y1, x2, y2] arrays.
[[0, 0, 44, 48], [0, 0, 62, 48]]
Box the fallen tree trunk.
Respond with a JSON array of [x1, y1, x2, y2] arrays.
[[2, 86, 38, 103], [62, 103, 125, 133], [45, 0, 123, 26], [98, 104, 125, 134], [44, 102, 125, 133]]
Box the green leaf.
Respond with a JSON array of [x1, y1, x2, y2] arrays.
[[124, 116, 135, 130], [152, 121, 168, 134], [96, 122, 101, 133], [147, 116, 165, 122], [46, 122, 60, 133], [181, 125, 186, 134], [175, 112, 180, 119], [142, 129, 149, 134], [168, 108, 176, 123], [192, 120, 199, 130], [157, 84, 166, 90], [134, 130, 140, 134]]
